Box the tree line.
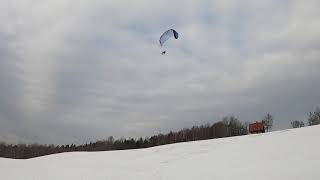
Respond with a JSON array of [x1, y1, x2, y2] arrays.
[[291, 107, 320, 128], [0, 116, 247, 159], [0, 107, 319, 159]]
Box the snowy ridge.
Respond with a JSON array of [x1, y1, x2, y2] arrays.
[[1, 125, 320, 180]]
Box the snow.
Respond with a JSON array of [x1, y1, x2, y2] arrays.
[[1, 125, 320, 180]]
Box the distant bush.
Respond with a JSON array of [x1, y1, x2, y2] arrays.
[[291, 120, 305, 128]]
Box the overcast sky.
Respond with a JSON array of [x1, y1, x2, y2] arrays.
[[1, 0, 320, 144]]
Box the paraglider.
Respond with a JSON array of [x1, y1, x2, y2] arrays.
[[159, 29, 179, 55]]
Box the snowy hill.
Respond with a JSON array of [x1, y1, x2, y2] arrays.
[[1, 125, 320, 180]]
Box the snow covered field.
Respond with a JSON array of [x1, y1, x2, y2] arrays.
[[1, 125, 319, 180]]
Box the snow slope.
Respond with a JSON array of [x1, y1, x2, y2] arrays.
[[1, 125, 320, 180]]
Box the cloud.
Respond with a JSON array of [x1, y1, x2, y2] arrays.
[[0, 0, 319, 144]]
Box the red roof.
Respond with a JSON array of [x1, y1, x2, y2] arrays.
[[249, 122, 265, 133]]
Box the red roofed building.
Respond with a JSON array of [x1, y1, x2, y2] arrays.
[[249, 122, 265, 134]]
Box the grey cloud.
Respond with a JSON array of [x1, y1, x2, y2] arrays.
[[0, 0, 319, 144]]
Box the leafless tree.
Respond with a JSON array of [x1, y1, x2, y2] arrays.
[[308, 107, 320, 126], [262, 113, 274, 132]]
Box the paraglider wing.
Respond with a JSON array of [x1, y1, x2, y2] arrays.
[[159, 29, 179, 46]]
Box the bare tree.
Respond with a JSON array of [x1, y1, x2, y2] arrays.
[[262, 113, 274, 132], [308, 107, 320, 126]]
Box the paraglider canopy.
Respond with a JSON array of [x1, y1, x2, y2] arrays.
[[159, 29, 179, 46]]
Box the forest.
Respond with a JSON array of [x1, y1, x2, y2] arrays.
[[1, 107, 319, 159]]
